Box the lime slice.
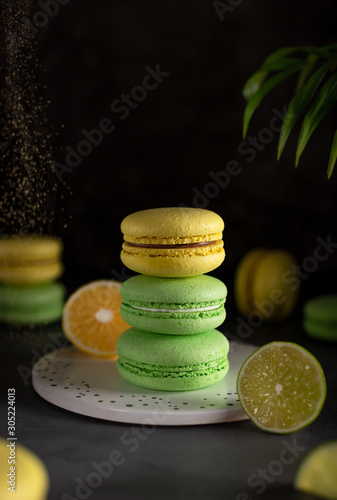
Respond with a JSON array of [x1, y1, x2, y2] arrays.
[[237, 341, 326, 433], [295, 441, 337, 499]]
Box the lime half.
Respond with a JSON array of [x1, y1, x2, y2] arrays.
[[237, 341, 326, 434], [295, 441, 337, 499]]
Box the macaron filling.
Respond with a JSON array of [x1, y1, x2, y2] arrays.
[[124, 240, 220, 249], [129, 304, 222, 313], [118, 356, 228, 379], [122, 231, 223, 245], [122, 241, 224, 258], [121, 299, 225, 318]]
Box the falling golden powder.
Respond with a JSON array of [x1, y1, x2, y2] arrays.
[[0, 0, 59, 235]]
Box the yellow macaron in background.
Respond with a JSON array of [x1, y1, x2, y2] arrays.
[[0, 235, 63, 284], [0, 438, 49, 500], [234, 248, 299, 322], [121, 207, 225, 277]]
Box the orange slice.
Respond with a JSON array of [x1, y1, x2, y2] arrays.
[[62, 280, 130, 357]]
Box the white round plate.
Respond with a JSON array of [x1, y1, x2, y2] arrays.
[[32, 340, 257, 426]]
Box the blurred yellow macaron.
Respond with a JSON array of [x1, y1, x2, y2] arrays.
[[0, 438, 49, 500], [0, 235, 63, 284], [234, 248, 299, 322]]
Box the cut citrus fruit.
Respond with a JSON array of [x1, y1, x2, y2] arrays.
[[62, 280, 130, 356], [294, 440, 337, 499], [237, 341, 326, 433]]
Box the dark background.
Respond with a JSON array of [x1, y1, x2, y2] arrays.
[[6, 0, 337, 296]]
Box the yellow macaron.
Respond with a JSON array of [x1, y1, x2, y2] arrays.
[[121, 207, 225, 277], [0, 235, 63, 284], [0, 438, 49, 500], [234, 248, 299, 321]]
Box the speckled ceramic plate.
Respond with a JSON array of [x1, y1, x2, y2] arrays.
[[32, 340, 257, 426]]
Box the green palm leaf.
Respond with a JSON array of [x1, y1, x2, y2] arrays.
[[327, 129, 337, 179], [243, 45, 337, 101], [298, 44, 337, 59], [296, 71, 337, 166], [295, 53, 319, 92], [242, 43, 337, 177], [278, 63, 330, 160], [243, 67, 299, 138], [299, 43, 337, 59], [295, 43, 337, 91], [243, 47, 299, 100], [257, 58, 307, 73]]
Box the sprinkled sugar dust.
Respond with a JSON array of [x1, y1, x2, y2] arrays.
[[0, 0, 63, 235]]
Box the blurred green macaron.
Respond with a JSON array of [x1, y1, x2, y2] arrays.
[[0, 282, 66, 325], [303, 294, 337, 342]]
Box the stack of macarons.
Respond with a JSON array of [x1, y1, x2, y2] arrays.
[[0, 235, 66, 325], [116, 207, 230, 391]]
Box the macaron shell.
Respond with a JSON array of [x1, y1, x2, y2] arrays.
[[234, 248, 266, 315], [116, 328, 229, 367], [303, 295, 337, 322], [121, 275, 228, 303], [120, 305, 226, 334], [303, 295, 337, 341], [121, 207, 224, 238], [0, 438, 49, 500], [121, 250, 225, 277], [117, 357, 229, 391], [234, 248, 299, 321], [0, 235, 63, 284], [303, 318, 337, 342], [0, 282, 66, 324], [121, 207, 225, 276], [117, 328, 230, 391], [0, 302, 64, 325], [0, 261, 63, 284], [252, 251, 299, 321], [120, 274, 227, 333], [0, 235, 62, 259]]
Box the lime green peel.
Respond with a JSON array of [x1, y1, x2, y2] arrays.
[[237, 341, 326, 434]]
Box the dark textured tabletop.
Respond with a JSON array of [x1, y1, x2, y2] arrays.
[[1, 307, 336, 500]]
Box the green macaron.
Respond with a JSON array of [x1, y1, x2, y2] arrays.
[[303, 295, 337, 342], [0, 282, 66, 325], [120, 274, 227, 334], [116, 327, 230, 391]]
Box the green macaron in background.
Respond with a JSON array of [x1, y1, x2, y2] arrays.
[[116, 327, 230, 391], [120, 274, 227, 334], [303, 295, 337, 342], [0, 282, 66, 325]]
